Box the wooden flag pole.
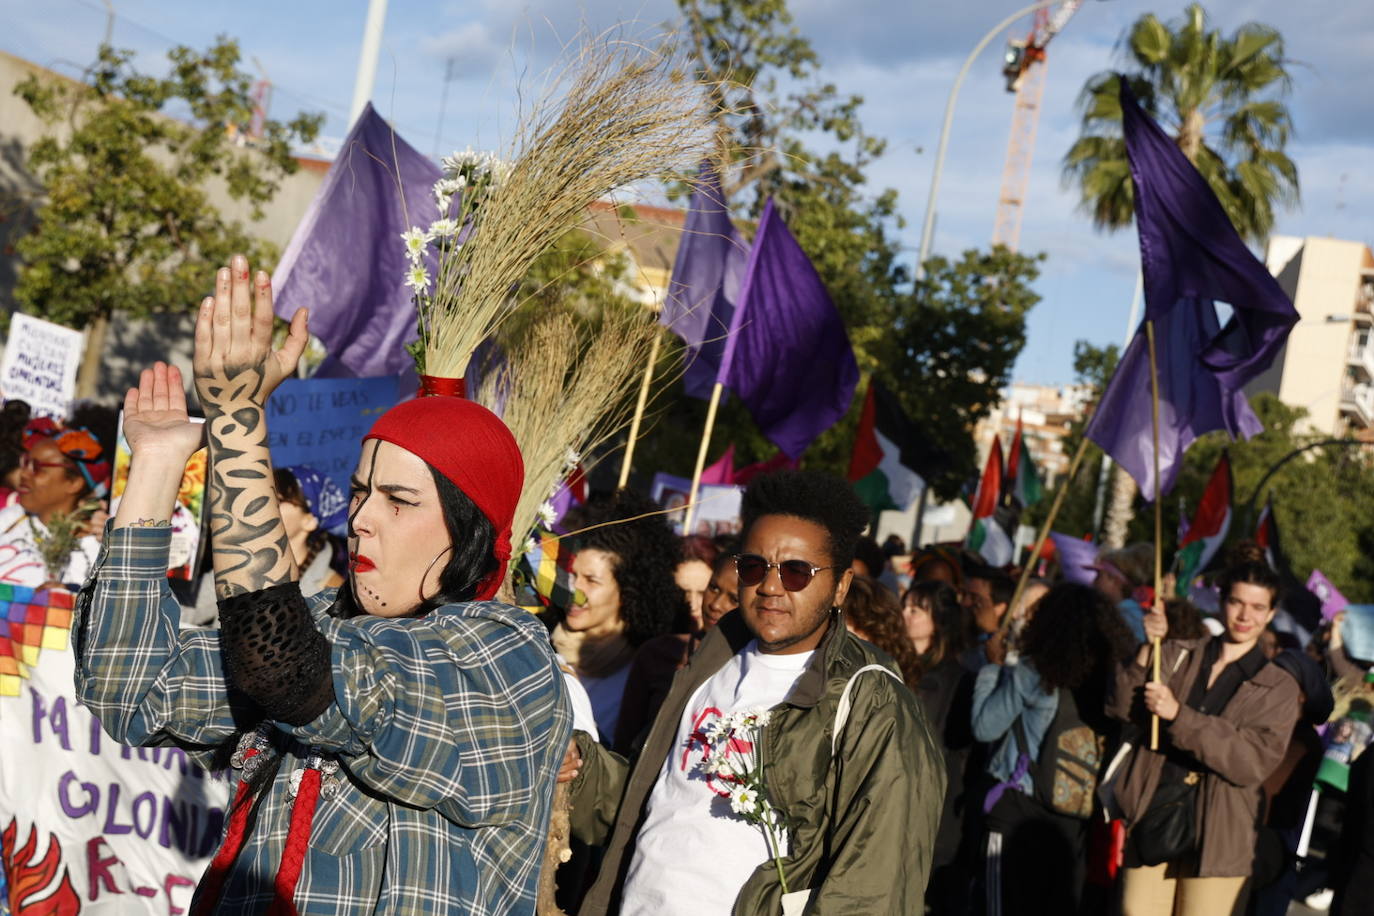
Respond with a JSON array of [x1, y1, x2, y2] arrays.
[[999, 434, 1092, 638], [1147, 319, 1164, 751], [617, 331, 663, 489], [683, 382, 725, 535]]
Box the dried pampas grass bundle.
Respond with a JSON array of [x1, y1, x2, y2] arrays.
[[476, 301, 664, 552], [417, 29, 713, 379]]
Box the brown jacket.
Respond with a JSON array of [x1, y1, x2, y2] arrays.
[[568, 611, 944, 915], [1107, 636, 1300, 878]]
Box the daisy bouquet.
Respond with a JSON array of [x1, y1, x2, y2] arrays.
[[693, 707, 791, 893]]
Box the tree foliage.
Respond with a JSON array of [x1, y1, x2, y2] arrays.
[[1063, 2, 1298, 243], [11, 39, 322, 329]]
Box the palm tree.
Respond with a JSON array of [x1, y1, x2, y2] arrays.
[[1065, 3, 1298, 547], [1065, 2, 1298, 244]]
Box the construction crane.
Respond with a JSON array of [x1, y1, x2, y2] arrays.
[[992, 0, 1083, 251]]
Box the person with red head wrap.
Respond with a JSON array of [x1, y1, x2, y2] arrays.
[[73, 257, 571, 915]]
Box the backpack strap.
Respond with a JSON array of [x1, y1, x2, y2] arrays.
[[831, 664, 901, 756]]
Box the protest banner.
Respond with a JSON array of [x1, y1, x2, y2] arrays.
[[266, 376, 401, 533], [1307, 569, 1349, 622], [0, 585, 230, 914], [650, 472, 742, 537], [110, 415, 207, 580], [0, 315, 84, 419]]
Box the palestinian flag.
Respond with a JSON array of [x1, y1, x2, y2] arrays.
[[1255, 496, 1285, 575], [967, 435, 1014, 566], [1174, 452, 1232, 596], [848, 380, 925, 513], [1004, 413, 1044, 509]]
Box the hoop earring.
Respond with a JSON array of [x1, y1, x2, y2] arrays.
[[418, 545, 455, 606]]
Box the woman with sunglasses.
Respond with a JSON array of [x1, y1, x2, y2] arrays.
[[564, 470, 943, 915], [0, 419, 111, 588]]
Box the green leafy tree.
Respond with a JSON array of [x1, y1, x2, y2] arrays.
[[1064, 2, 1298, 243], [11, 39, 322, 391]]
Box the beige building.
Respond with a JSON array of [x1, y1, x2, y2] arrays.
[[975, 381, 1092, 488], [1246, 235, 1374, 437]]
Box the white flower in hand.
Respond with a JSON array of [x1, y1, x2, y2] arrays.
[[400, 228, 428, 262], [729, 786, 759, 816]]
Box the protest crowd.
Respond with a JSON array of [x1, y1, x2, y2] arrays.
[[0, 8, 1371, 916]]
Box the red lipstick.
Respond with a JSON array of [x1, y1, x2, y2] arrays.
[[351, 554, 376, 573]]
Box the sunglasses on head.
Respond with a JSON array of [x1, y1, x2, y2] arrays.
[[734, 553, 840, 592]]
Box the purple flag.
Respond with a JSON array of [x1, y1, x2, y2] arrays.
[[1084, 81, 1298, 500], [1050, 532, 1099, 586], [661, 163, 748, 398], [717, 199, 859, 458], [273, 103, 441, 378]]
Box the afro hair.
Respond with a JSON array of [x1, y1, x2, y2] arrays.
[[739, 470, 869, 570], [568, 488, 687, 646]]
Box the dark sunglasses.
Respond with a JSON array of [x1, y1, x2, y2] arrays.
[[734, 553, 840, 592]]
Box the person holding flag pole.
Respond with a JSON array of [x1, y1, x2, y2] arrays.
[[997, 74, 1298, 751]]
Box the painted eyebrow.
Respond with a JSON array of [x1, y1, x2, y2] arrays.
[[348, 476, 422, 496]]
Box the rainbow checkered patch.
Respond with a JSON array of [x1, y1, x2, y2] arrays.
[[0, 585, 74, 697]]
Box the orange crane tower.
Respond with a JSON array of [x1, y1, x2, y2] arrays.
[[992, 1, 1082, 251]]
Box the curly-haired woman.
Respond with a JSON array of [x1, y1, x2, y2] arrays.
[[843, 575, 921, 688], [555, 489, 686, 744], [972, 582, 1136, 916]]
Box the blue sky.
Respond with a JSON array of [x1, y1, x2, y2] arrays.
[[5, 0, 1372, 385]]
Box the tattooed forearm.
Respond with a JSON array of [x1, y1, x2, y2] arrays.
[[201, 367, 297, 599]]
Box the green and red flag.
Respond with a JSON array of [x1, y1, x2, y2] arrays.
[[967, 435, 1013, 566], [1174, 451, 1232, 595], [1255, 495, 1286, 575], [848, 380, 925, 513], [1003, 413, 1044, 509]]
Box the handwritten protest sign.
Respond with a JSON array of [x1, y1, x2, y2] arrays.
[[265, 377, 401, 533], [110, 415, 208, 580], [650, 472, 742, 537], [0, 587, 230, 914], [0, 315, 84, 419]]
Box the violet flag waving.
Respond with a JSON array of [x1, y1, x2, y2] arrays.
[[1085, 80, 1298, 500], [716, 198, 859, 458], [660, 163, 749, 398], [272, 103, 441, 378]]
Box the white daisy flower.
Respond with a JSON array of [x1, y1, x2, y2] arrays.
[[564, 449, 581, 469], [400, 228, 427, 262], [729, 786, 759, 816], [536, 500, 557, 527], [522, 536, 536, 555], [404, 263, 431, 294], [427, 218, 460, 240]]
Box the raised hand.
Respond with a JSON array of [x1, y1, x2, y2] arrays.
[[123, 362, 203, 460], [193, 253, 308, 417]]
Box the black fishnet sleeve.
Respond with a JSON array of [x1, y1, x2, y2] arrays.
[[218, 581, 334, 726]]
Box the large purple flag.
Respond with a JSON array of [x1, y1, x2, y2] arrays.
[[1085, 81, 1297, 500], [660, 163, 748, 398], [273, 103, 441, 378], [717, 199, 859, 458]]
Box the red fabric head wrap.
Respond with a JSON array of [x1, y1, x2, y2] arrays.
[[363, 397, 524, 602]]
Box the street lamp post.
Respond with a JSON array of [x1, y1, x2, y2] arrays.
[[915, 0, 1067, 278]]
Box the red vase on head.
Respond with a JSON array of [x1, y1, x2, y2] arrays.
[[418, 375, 466, 398]]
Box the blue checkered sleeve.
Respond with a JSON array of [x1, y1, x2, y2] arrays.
[[287, 605, 568, 827], [73, 524, 248, 750]]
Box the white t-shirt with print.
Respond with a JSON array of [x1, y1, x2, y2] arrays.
[[0, 504, 100, 588], [620, 640, 815, 915]]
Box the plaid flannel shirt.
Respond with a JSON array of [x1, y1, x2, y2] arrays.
[[73, 525, 571, 915]]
